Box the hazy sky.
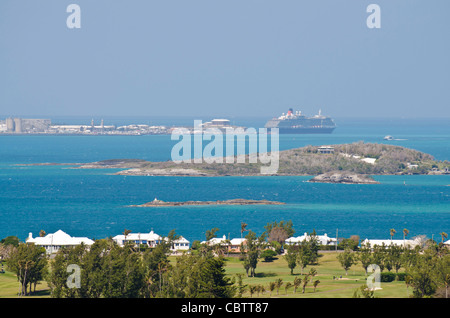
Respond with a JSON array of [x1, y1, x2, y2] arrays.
[[0, 0, 449, 118]]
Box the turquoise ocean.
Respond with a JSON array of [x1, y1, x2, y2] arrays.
[[0, 117, 449, 243]]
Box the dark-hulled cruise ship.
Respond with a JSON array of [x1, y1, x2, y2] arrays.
[[265, 108, 336, 134]]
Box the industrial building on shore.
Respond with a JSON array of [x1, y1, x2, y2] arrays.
[[1, 117, 51, 133], [0, 117, 167, 135]]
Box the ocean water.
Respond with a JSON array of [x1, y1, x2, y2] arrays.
[[0, 117, 449, 243]]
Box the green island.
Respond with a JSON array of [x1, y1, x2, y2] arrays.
[[59, 142, 450, 181]]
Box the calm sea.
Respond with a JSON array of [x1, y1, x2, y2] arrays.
[[0, 117, 449, 243]]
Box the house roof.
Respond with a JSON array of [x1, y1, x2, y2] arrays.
[[113, 230, 162, 241], [26, 230, 94, 246], [173, 236, 190, 244], [201, 235, 228, 245], [230, 238, 246, 245], [361, 238, 419, 247], [286, 233, 336, 244]]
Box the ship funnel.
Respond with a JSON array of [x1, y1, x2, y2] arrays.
[[287, 108, 293, 116]]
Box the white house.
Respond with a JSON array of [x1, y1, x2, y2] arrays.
[[201, 235, 228, 246], [361, 238, 421, 249], [112, 230, 162, 248], [317, 146, 335, 154], [201, 236, 247, 252], [26, 230, 94, 254], [285, 232, 337, 247], [112, 230, 190, 252], [168, 236, 190, 251], [228, 238, 247, 252]]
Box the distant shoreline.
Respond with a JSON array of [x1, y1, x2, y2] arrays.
[[0, 132, 168, 136]]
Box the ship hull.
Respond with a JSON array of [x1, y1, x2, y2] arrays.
[[264, 110, 337, 134], [277, 127, 335, 134]]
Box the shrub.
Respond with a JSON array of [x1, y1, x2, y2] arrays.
[[380, 272, 396, 282], [260, 249, 277, 262], [395, 272, 408, 281]]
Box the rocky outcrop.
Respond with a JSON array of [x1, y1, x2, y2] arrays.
[[308, 171, 380, 184], [115, 168, 211, 176], [131, 198, 285, 207]]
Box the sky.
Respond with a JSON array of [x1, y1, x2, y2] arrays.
[[0, 0, 449, 118]]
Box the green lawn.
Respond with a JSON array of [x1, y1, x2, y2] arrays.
[[224, 251, 413, 298], [0, 270, 50, 298]]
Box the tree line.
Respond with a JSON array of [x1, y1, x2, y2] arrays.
[[0, 223, 449, 298]]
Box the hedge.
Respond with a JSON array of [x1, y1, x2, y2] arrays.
[[380, 272, 408, 282]]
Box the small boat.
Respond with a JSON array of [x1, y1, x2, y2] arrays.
[[384, 135, 394, 140]]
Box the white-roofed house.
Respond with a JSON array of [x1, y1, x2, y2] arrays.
[[112, 230, 190, 252], [285, 232, 337, 247], [228, 238, 247, 253], [201, 234, 228, 246], [200, 235, 247, 253], [112, 230, 162, 248], [361, 238, 421, 249], [26, 230, 94, 254], [166, 236, 190, 252]]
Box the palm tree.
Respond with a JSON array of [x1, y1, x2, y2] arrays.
[[213, 243, 225, 257], [403, 228, 409, 241], [308, 267, 317, 282], [302, 274, 310, 293], [205, 227, 219, 241], [123, 229, 131, 244], [403, 228, 409, 239], [255, 285, 261, 297], [259, 284, 266, 297], [248, 285, 257, 298], [240, 222, 248, 238], [293, 276, 301, 294], [390, 228, 396, 241], [39, 230, 46, 237], [268, 281, 276, 297], [440, 232, 448, 243], [284, 282, 292, 295], [275, 278, 283, 295], [313, 279, 320, 292]]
